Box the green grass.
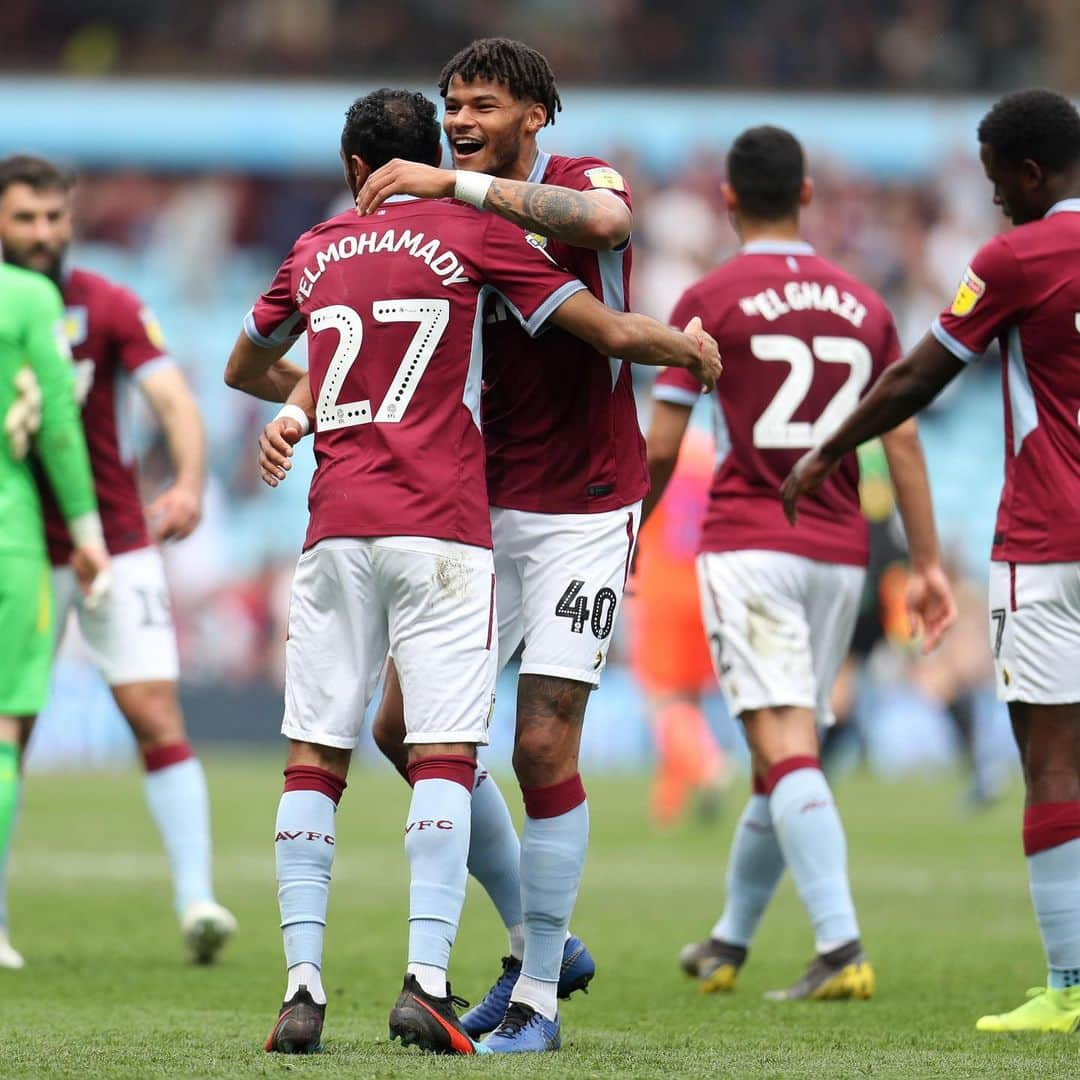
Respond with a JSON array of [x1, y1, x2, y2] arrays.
[[0, 751, 1072, 1077]]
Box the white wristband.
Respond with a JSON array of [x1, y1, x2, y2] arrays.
[[275, 403, 311, 436], [454, 171, 494, 209], [69, 511, 105, 548]]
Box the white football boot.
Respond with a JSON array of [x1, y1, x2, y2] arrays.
[[0, 927, 25, 970], [180, 901, 237, 964]]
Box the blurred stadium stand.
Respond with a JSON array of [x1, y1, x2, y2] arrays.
[[4, 17, 1045, 791]]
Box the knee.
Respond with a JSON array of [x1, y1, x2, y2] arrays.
[[286, 740, 351, 779], [113, 681, 184, 748]]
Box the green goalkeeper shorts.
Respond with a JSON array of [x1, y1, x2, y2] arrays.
[[0, 555, 54, 716]]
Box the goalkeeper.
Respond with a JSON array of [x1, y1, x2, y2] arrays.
[[0, 262, 108, 969]]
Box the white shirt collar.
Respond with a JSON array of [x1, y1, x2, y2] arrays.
[[740, 240, 816, 256], [1045, 198, 1080, 217], [383, 193, 420, 205], [526, 150, 550, 184]]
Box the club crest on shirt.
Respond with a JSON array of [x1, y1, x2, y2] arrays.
[[64, 306, 88, 349], [950, 266, 986, 317], [525, 231, 548, 250], [584, 166, 625, 192], [139, 307, 168, 350]]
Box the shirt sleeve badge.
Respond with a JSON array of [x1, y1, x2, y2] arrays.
[[950, 266, 986, 316], [139, 306, 168, 350], [584, 166, 626, 192]]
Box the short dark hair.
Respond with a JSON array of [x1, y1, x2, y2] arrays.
[[438, 37, 561, 127], [978, 89, 1080, 172], [727, 126, 805, 221], [341, 89, 441, 171], [0, 154, 74, 198]]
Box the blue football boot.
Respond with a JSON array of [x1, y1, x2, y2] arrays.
[[482, 1002, 561, 1053], [460, 935, 595, 1038]]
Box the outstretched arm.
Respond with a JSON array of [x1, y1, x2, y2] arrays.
[[880, 418, 957, 652], [781, 333, 965, 522], [547, 290, 721, 388], [139, 365, 206, 541], [355, 159, 631, 250]]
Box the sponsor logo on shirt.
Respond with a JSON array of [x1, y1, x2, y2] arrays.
[[950, 266, 986, 316], [584, 166, 626, 192]]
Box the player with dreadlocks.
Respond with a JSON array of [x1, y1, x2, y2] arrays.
[[349, 38, 643, 1052]]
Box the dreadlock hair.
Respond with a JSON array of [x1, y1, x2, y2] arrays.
[[341, 88, 441, 171], [978, 89, 1080, 173], [438, 38, 562, 126]]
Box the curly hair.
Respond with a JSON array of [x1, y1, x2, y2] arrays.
[[727, 126, 805, 221], [438, 38, 561, 126], [978, 89, 1080, 171], [341, 89, 441, 170]]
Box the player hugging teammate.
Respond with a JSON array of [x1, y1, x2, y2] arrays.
[[226, 60, 720, 1055]]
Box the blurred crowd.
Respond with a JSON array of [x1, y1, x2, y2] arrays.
[[2, 0, 1053, 90]]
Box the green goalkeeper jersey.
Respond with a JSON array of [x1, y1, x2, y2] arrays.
[[0, 263, 97, 558]]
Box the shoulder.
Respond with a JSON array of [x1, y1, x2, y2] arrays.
[[544, 153, 629, 195], [67, 267, 141, 313], [3, 264, 60, 306]]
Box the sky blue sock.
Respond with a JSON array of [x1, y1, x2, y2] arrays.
[[769, 766, 859, 951], [467, 761, 524, 938], [144, 756, 214, 916], [275, 788, 337, 972], [1028, 838, 1080, 990], [518, 800, 589, 987], [713, 794, 785, 947], [406, 778, 472, 972]]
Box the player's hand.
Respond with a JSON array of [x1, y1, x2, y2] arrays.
[[683, 316, 722, 393], [70, 543, 111, 611], [781, 449, 838, 524], [146, 483, 202, 542], [356, 160, 455, 216], [905, 563, 958, 654], [260, 416, 305, 488]]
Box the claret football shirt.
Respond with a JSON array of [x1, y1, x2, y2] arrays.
[[246, 197, 586, 551], [480, 152, 648, 514], [655, 241, 901, 567], [933, 199, 1080, 564]]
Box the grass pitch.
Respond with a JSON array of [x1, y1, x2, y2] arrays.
[[0, 750, 1072, 1077]]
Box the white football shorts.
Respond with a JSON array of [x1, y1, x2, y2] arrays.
[[491, 502, 641, 686], [282, 536, 497, 749], [696, 549, 864, 725], [52, 544, 180, 685], [988, 560, 1080, 705]]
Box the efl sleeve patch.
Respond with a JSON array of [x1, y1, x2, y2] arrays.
[[139, 306, 168, 351], [950, 266, 986, 316], [584, 166, 626, 192]]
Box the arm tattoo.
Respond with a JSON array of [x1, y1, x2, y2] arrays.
[[485, 179, 593, 240]]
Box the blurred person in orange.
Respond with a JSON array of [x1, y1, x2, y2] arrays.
[[630, 425, 727, 826]]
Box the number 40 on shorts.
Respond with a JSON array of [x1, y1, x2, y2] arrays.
[[555, 580, 618, 639]]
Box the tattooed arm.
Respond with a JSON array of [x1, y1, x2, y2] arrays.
[[482, 179, 631, 250], [356, 159, 632, 250]]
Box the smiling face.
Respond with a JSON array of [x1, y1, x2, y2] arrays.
[[442, 74, 546, 180]]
